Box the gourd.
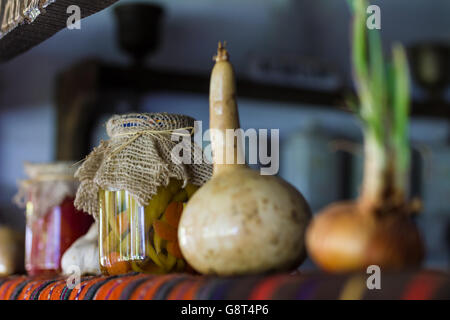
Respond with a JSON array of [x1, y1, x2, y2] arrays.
[[178, 43, 311, 276]]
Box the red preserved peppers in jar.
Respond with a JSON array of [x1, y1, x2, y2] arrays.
[[25, 197, 93, 275], [16, 162, 94, 276]]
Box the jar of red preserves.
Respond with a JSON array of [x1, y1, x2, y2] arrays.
[[15, 162, 94, 276]]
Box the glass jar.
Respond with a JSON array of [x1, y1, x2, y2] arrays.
[[15, 162, 95, 276], [74, 113, 211, 275], [25, 196, 94, 276], [99, 179, 198, 275]]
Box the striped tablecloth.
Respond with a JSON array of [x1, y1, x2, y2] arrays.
[[0, 270, 449, 300]]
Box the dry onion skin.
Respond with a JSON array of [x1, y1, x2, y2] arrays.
[[306, 0, 424, 273], [307, 202, 424, 272]]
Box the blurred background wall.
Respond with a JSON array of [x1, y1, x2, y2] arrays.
[[0, 0, 449, 269]]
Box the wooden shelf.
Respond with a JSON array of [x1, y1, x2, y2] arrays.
[[95, 62, 450, 119], [55, 60, 450, 161]]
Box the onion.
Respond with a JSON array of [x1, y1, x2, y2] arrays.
[[306, 201, 424, 272], [306, 0, 425, 272]]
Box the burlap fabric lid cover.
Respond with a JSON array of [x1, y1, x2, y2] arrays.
[[75, 113, 212, 219], [14, 161, 79, 222]]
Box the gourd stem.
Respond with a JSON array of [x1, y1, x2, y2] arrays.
[[209, 42, 246, 176]]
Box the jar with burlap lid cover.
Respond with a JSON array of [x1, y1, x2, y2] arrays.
[[74, 113, 212, 275], [14, 162, 94, 276]]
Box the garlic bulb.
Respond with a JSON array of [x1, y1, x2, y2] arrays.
[[62, 221, 101, 275]]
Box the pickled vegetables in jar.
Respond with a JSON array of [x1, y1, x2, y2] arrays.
[[99, 179, 198, 275], [74, 113, 212, 276]]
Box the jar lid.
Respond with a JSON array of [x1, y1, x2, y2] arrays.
[[14, 162, 80, 221], [24, 161, 78, 181]]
